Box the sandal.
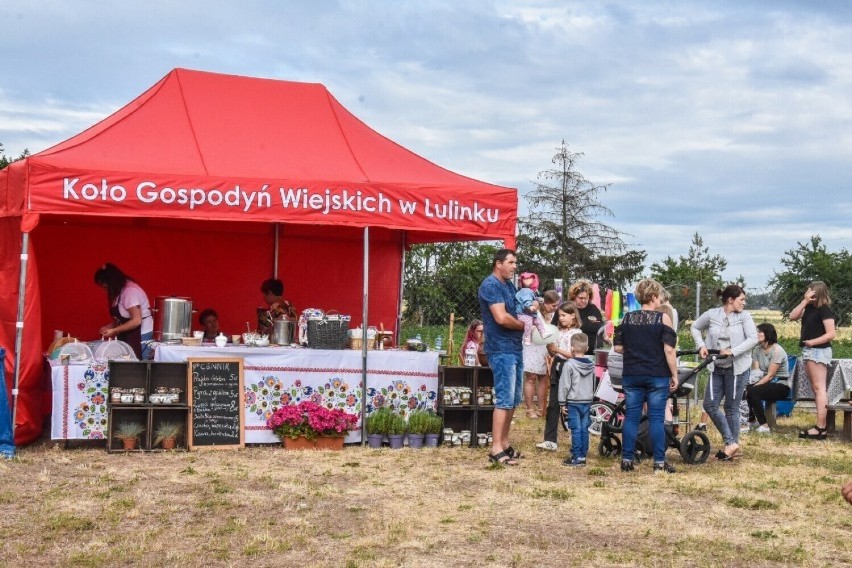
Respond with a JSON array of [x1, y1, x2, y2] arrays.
[[505, 445, 524, 459], [798, 426, 828, 440], [488, 451, 518, 466]]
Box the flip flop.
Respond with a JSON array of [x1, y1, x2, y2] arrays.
[[488, 450, 518, 466]]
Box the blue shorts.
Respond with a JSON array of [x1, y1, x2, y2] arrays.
[[489, 351, 524, 409], [802, 346, 832, 366]]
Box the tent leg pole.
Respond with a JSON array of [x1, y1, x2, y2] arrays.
[[397, 234, 406, 347], [273, 223, 280, 278], [360, 227, 370, 445], [12, 232, 30, 439]]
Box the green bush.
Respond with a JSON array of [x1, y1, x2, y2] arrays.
[[365, 407, 393, 435], [387, 412, 408, 436], [426, 412, 443, 435], [407, 410, 431, 435]]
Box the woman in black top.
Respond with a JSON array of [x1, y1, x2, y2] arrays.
[[613, 278, 678, 474], [789, 281, 837, 439], [568, 279, 604, 354]]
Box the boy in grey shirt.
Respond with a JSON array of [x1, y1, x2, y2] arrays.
[[558, 333, 596, 466]]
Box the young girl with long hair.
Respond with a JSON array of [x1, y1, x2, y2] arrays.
[[536, 301, 583, 450]]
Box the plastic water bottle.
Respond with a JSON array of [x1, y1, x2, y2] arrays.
[[435, 335, 443, 351], [464, 344, 477, 366]]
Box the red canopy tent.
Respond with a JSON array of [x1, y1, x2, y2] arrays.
[[0, 68, 517, 445]]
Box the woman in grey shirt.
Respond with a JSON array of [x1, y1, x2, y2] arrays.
[[690, 284, 758, 460]]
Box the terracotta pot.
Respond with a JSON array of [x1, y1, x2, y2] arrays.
[[121, 437, 136, 450], [283, 436, 317, 450], [315, 436, 345, 451], [161, 437, 176, 450]]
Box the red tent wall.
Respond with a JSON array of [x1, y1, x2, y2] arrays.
[[0, 217, 43, 444], [34, 217, 402, 349]]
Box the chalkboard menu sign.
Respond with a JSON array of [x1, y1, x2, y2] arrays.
[[187, 358, 244, 449]]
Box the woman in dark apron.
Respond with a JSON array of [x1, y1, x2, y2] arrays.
[[95, 263, 153, 359]]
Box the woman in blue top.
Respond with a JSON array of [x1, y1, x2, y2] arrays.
[[613, 278, 679, 474], [690, 284, 758, 460]]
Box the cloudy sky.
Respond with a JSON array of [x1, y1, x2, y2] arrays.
[[2, 1, 851, 291]]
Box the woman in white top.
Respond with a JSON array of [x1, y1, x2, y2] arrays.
[[744, 323, 790, 433], [94, 263, 153, 359], [690, 284, 758, 460]]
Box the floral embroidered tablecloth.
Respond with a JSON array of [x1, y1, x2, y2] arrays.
[[50, 361, 110, 440], [155, 345, 439, 443]]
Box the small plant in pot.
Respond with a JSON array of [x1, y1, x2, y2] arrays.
[[365, 406, 392, 448], [406, 410, 431, 449], [115, 421, 145, 450], [424, 412, 442, 448], [153, 421, 183, 450], [387, 411, 407, 449]]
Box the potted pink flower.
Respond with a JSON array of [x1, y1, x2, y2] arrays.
[[267, 401, 357, 450]]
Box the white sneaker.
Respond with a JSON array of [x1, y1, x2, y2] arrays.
[[740, 426, 751, 435], [756, 424, 771, 434], [536, 441, 558, 451]]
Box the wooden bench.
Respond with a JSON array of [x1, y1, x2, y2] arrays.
[[826, 404, 852, 441]]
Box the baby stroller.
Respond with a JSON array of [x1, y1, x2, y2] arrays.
[[598, 349, 725, 464]]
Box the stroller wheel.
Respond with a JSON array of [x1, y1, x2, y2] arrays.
[[598, 434, 621, 458], [589, 401, 618, 436], [679, 430, 711, 464]]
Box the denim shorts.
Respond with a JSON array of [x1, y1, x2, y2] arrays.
[[489, 351, 524, 409], [802, 346, 832, 366]]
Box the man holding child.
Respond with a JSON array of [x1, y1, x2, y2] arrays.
[[478, 249, 525, 466]]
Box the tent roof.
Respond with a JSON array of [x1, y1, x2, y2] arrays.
[[1, 68, 516, 245]]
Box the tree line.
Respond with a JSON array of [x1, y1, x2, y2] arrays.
[[403, 141, 851, 327]]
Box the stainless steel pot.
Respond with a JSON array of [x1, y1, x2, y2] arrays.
[[153, 296, 193, 340], [272, 317, 294, 345]]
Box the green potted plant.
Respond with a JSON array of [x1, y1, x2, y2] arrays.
[[406, 410, 431, 449], [365, 406, 391, 448], [424, 412, 442, 448], [114, 421, 145, 450], [387, 411, 407, 449], [153, 421, 183, 450]]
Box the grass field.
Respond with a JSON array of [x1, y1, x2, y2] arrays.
[[2, 410, 850, 567]]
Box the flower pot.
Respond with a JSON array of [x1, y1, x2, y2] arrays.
[[121, 437, 137, 450], [407, 433, 425, 449], [424, 433, 441, 448], [315, 436, 345, 451], [161, 437, 176, 450], [387, 434, 405, 449], [283, 436, 317, 450], [367, 433, 384, 448]]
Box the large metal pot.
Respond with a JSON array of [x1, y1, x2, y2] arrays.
[[153, 296, 193, 340], [271, 317, 295, 345]]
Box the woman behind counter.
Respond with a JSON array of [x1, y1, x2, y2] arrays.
[[259, 278, 297, 334], [94, 263, 153, 359]]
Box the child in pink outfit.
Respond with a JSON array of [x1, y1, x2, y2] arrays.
[[516, 272, 552, 346]]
